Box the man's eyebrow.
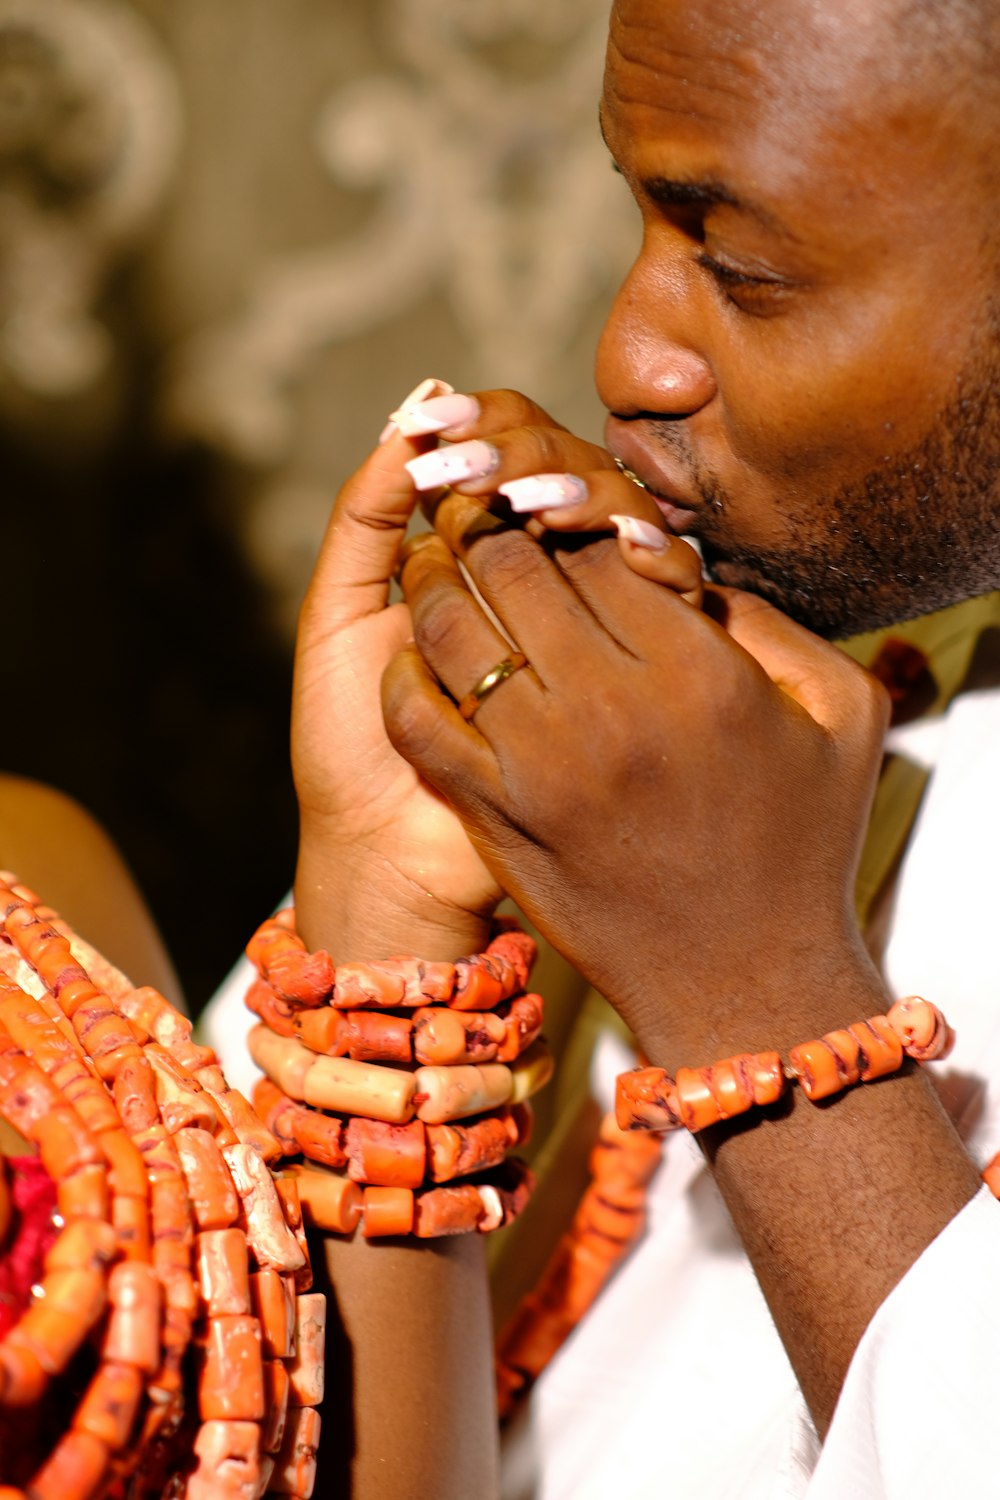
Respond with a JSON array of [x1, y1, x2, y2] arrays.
[[598, 106, 786, 236], [639, 173, 785, 236]]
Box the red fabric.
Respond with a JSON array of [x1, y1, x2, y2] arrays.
[[0, 1155, 58, 1338]]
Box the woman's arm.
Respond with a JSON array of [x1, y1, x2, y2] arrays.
[[289, 403, 507, 1498], [299, 886, 499, 1500], [0, 774, 181, 1007]]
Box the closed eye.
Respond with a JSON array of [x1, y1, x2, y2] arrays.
[[697, 251, 795, 314]]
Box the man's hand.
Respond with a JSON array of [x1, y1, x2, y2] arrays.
[[383, 484, 889, 1064], [380, 413, 980, 1436]]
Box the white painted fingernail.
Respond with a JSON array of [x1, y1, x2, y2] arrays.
[[405, 440, 500, 491], [610, 514, 671, 553], [390, 392, 481, 438], [498, 473, 589, 514], [379, 377, 455, 443]]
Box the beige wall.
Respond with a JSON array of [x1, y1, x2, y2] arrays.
[[0, 0, 635, 1000]]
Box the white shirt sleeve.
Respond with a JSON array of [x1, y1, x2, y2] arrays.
[[806, 1185, 1000, 1499]]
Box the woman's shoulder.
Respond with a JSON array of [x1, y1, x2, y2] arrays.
[[0, 775, 182, 1007]]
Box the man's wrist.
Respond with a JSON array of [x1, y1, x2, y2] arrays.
[[633, 940, 892, 1075]]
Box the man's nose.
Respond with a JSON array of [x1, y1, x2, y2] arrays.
[[595, 246, 717, 418]]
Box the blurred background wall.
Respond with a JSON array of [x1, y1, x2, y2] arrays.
[[0, 0, 636, 1010]]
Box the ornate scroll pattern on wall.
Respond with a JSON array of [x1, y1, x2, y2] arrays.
[[0, 0, 181, 401], [161, 0, 636, 471]]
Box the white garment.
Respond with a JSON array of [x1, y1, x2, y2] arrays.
[[202, 687, 1000, 1500]]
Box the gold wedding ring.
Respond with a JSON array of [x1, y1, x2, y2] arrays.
[[458, 652, 529, 720]]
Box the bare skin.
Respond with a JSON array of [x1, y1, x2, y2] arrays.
[[365, 0, 997, 1443], [0, 775, 179, 1006], [292, 436, 503, 1498]]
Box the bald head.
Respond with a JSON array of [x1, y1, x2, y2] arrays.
[[598, 0, 1000, 635]]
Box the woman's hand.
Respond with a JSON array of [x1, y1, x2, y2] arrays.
[[382, 482, 891, 1065], [392, 384, 704, 603], [291, 381, 503, 959]]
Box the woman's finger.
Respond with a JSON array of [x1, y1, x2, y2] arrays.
[[493, 467, 705, 608], [611, 521, 704, 607], [305, 377, 451, 636], [403, 426, 615, 500], [382, 385, 569, 445]]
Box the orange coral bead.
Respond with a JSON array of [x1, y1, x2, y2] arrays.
[[44, 1218, 118, 1275], [849, 1015, 904, 1081], [0, 1340, 48, 1405], [450, 963, 504, 1012], [72, 1360, 144, 1451], [197, 1315, 265, 1422], [886, 995, 953, 1061], [983, 1152, 1000, 1200], [361, 1185, 415, 1238], [197, 1228, 251, 1319], [673, 1068, 726, 1131], [287, 1292, 326, 1407], [789, 1032, 861, 1101], [270, 1406, 321, 1497], [614, 1066, 681, 1132], [111, 1193, 151, 1263], [24, 1429, 110, 1500], [249, 1270, 294, 1360], [287, 1164, 363, 1236], [263, 1359, 291, 1454], [104, 1262, 162, 1373], [175, 1127, 240, 1230], [56, 1162, 109, 1224]]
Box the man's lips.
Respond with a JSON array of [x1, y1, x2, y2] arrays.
[[604, 419, 702, 534]]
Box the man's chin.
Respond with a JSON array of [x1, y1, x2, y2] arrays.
[[700, 551, 889, 640]]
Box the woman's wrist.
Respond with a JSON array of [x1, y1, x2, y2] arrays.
[[294, 842, 494, 962]]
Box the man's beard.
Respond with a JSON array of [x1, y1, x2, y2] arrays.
[[685, 341, 1000, 640]]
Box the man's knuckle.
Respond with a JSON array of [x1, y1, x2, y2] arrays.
[[412, 586, 471, 659], [383, 686, 444, 766], [473, 532, 542, 599]]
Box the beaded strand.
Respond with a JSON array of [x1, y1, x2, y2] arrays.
[[242, 915, 552, 1240], [0, 876, 323, 1500], [615, 996, 954, 1134]]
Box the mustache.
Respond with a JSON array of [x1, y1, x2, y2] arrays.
[[645, 422, 727, 515]]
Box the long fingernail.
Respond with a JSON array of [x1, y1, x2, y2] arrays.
[[610, 514, 670, 553], [390, 392, 481, 438], [405, 440, 500, 491], [379, 377, 455, 444], [498, 473, 588, 514]]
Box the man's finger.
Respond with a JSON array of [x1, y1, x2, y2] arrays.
[[430, 491, 612, 675], [400, 536, 541, 710], [381, 644, 501, 808], [711, 587, 891, 739]]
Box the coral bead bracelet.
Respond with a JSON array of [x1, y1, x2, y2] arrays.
[[243, 914, 551, 1241], [614, 995, 954, 1135]]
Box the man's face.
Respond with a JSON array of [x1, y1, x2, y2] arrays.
[[597, 0, 1000, 637]]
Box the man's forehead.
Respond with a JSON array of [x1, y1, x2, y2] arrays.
[[603, 0, 986, 232], [605, 0, 918, 129]]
